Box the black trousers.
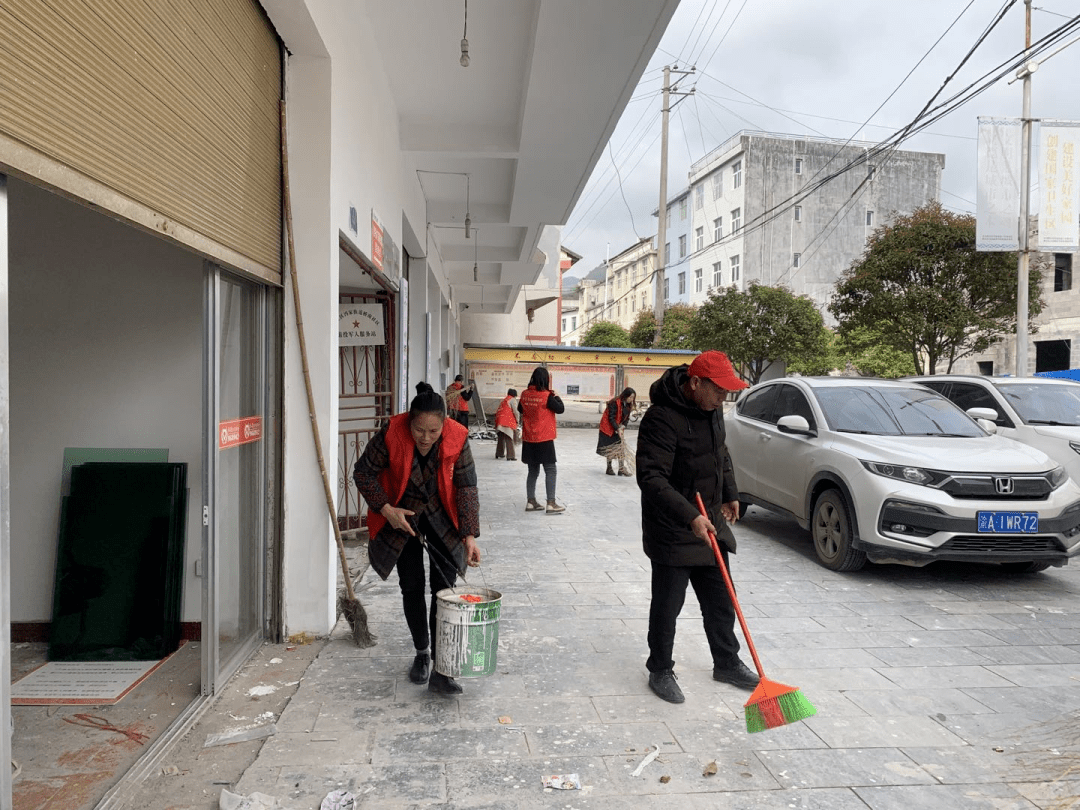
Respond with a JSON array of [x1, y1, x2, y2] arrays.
[[452, 410, 469, 429], [395, 517, 458, 659], [646, 557, 739, 673]]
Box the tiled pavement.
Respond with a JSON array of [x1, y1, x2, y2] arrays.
[[236, 428, 1080, 809]]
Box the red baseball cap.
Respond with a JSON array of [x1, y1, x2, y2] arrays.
[[687, 350, 748, 391]]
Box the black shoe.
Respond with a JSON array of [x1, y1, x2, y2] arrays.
[[713, 658, 759, 690], [648, 669, 685, 704], [428, 671, 463, 695], [606, 466, 615, 475], [409, 652, 430, 684]]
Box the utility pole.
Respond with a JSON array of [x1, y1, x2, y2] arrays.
[[1016, 0, 1033, 377], [653, 65, 694, 333]]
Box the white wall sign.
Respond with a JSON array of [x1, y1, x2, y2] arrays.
[[976, 117, 1022, 252], [339, 303, 385, 346], [1039, 121, 1080, 251]]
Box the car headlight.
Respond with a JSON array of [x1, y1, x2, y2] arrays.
[[1049, 466, 1069, 489], [862, 460, 934, 486], [1070, 441, 1080, 456]]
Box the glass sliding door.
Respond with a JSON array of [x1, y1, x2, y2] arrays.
[[204, 265, 268, 693], [0, 174, 12, 810]]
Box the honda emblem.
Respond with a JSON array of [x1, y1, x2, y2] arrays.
[[994, 477, 1014, 495]]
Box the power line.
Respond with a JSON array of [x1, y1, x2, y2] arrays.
[[609, 141, 641, 238]]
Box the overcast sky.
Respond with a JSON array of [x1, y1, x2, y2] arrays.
[[563, 0, 1080, 276]]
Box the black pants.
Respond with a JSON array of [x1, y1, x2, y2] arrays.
[[495, 432, 516, 460], [646, 557, 739, 673], [395, 517, 458, 659], [452, 411, 469, 429]]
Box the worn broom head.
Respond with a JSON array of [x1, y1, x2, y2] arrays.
[[339, 595, 378, 648], [444, 387, 462, 407], [744, 676, 817, 733], [599, 441, 635, 474]]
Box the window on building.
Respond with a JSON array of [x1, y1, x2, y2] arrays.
[[632, 296, 636, 312], [712, 261, 722, 288], [679, 197, 687, 220], [695, 185, 704, 210], [794, 158, 803, 175], [666, 208, 672, 228], [695, 226, 704, 251], [664, 277, 669, 301], [868, 165, 876, 180], [617, 301, 621, 317], [866, 210, 875, 227], [664, 242, 670, 264], [572, 316, 577, 330], [562, 318, 566, 332], [731, 208, 742, 233], [694, 268, 703, 292], [642, 292, 647, 309], [978, 360, 993, 376], [794, 205, 802, 222], [732, 160, 742, 189], [731, 254, 740, 281], [678, 271, 686, 294], [1055, 253, 1073, 291], [1036, 338, 1071, 373], [793, 252, 801, 268], [712, 172, 722, 200], [714, 217, 722, 242], [678, 234, 686, 258]]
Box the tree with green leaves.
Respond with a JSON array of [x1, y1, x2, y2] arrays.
[[838, 325, 917, 378], [628, 310, 657, 348], [829, 202, 1041, 375], [692, 282, 829, 385], [655, 303, 699, 350], [579, 320, 631, 348]]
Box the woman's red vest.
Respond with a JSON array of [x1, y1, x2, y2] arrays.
[[448, 381, 470, 412], [599, 399, 625, 436], [495, 395, 518, 429], [519, 385, 557, 442], [365, 413, 468, 539]]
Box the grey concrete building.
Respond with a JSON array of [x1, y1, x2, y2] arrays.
[[686, 131, 945, 319]]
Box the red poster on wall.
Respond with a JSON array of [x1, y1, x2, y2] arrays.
[[219, 416, 263, 450]]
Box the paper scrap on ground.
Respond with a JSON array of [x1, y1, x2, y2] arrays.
[[542, 774, 581, 790], [204, 723, 277, 748], [631, 744, 660, 777], [219, 789, 285, 810], [320, 789, 356, 810]]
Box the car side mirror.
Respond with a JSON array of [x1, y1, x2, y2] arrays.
[[967, 407, 999, 433], [777, 414, 815, 436]]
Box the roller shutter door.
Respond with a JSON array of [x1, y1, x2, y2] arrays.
[[0, 0, 282, 281]]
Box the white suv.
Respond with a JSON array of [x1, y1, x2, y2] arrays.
[[908, 375, 1080, 484], [725, 377, 1080, 573]]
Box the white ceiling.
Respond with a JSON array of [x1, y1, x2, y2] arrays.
[[366, 0, 680, 313]]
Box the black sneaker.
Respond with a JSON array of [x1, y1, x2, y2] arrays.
[[713, 658, 759, 690], [648, 669, 685, 704], [428, 671, 463, 695], [409, 652, 431, 684]]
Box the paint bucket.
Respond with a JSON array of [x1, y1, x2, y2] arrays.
[[433, 586, 502, 678]]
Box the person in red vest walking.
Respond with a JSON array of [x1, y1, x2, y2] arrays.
[[353, 383, 482, 696], [597, 387, 636, 476], [494, 388, 519, 461], [445, 374, 473, 429], [518, 366, 566, 513]]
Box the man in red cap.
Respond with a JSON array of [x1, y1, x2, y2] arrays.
[[635, 350, 757, 703]]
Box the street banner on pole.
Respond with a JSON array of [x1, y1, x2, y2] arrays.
[[976, 117, 1022, 251], [1038, 121, 1080, 251]]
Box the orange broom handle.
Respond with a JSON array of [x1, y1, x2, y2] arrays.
[[695, 492, 765, 679]]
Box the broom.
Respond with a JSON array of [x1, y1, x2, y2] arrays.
[[599, 426, 635, 473], [282, 102, 375, 648], [694, 492, 815, 732]]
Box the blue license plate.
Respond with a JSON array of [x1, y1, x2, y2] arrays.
[[977, 511, 1038, 533]]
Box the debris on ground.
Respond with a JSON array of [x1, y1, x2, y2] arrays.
[[630, 744, 660, 777], [320, 789, 356, 810], [541, 773, 582, 790], [659, 775, 671, 784], [204, 723, 278, 748], [703, 761, 718, 777], [219, 789, 287, 810], [498, 716, 512, 724]]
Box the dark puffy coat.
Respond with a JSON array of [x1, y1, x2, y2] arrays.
[[636, 364, 740, 565]]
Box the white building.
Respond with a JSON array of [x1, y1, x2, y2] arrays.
[[0, 1, 679, 799], [685, 131, 945, 314]]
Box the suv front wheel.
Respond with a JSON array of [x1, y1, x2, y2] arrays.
[[811, 489, 867, 572]]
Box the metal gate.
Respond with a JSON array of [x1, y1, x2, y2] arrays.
[[338, 291, 395, 535]]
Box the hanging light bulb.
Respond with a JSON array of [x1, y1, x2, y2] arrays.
[[459, 0, 470, 67], [464, 214, 471, 239], [473, 262, 478, 282]]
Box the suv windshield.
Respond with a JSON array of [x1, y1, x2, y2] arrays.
[[998, 383, 1080, 426], [815, 385, 985, 437]]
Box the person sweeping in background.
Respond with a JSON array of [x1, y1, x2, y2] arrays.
[[445, 374, 474, 429], [596, 387, 636, 476], [518, 366, 565, 514], [494, 387, 519, 461], [353, 383, 482, 695]]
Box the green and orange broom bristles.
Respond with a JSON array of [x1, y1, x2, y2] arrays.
[[695, 493, 817, 733]]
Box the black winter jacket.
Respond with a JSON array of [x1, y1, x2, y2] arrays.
[[636, 364, 740, 565]]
